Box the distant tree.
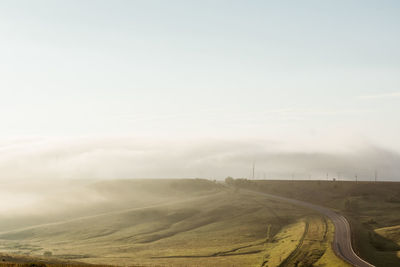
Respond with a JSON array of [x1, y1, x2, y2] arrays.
[[225, 176, 234, 185]]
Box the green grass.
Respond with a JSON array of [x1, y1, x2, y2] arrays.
[[315, 219, 350, 267], [0, 191, 296, 266], [231, 179, 400, 267], [0, 179, 347, 266], [264, 215, 350, 267], [261, 219, 305, 267]]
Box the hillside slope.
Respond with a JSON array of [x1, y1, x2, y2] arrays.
[[0, 179, 348, 266]]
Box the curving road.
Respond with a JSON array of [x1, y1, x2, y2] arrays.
[[249, 190, 375, 267]]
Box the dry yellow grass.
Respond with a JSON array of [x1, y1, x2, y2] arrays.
[[375, 225, 400, 245], [0, 180, 349, 266], [260, 220, 306, 267]]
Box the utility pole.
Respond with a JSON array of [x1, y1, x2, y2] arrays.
[[326, 173, 329, 181], [252, 162, 255, 180], [355, 174, 358, 183], [375, 170, 378, 182]]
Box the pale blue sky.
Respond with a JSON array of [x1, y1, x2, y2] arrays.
[[1, 1, 400, 151]]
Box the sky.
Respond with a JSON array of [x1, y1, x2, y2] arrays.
[[0, 1, 400, 180]]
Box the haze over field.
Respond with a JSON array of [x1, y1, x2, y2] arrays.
[[1, 1, 400, 266], [0, 1, 399, 219]]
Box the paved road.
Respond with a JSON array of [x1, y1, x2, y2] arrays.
[[250, 190, 375, 267]]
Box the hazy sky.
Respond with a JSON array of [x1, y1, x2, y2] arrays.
[[0, 1, 400, 180]]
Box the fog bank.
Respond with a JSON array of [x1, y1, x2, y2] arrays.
[[0, 137, 399, 182]]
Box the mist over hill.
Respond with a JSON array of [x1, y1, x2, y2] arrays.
[[0, 137, 399, 181]]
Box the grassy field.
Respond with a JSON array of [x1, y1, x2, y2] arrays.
[[231, 179, 400, 267], [0, 179, 348, 266]]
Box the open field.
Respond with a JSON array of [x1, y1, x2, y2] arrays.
[[0, 179, 348, 266], [230, 179, 400, 267]]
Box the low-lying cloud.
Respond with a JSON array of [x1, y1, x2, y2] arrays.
[[0, 136, 399, 182]]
